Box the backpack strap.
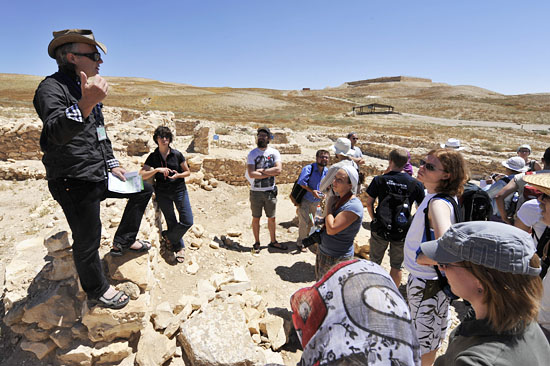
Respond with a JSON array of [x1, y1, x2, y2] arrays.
[[424, 193, 462, 297], [423, 193, 462, 241], [534, 226, 550, 258]]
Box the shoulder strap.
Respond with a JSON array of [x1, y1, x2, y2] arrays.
[[423, 194, 462, 242]]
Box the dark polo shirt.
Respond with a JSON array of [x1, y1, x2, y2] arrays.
[[144, 147, 187, 193]]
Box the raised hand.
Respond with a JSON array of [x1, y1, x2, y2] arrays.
[[78, 71, 108, 118]]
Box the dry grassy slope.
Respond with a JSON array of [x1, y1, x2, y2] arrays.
[[2, 73, 550, 126]]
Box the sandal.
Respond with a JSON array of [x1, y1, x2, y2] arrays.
[[110, 240, 151, 257], [88, 290, 129, 309], [175, 248, 185, 263], [252, 242, 261, 254], [268, 241, 288, 251]]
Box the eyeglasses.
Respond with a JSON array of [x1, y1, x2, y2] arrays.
[[438, 263, 470, 270], [420, 159, 446, 172], [351, 137, 358, 140], [72, 52, 101, 61], [518, 149, 530, 154]]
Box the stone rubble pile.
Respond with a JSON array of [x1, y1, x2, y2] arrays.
[[1, 202, 288, 365]]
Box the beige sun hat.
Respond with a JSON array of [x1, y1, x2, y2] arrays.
[[331, 138, 355, 157], [48, 29, 107, 59], [523, 173, 550, 195]]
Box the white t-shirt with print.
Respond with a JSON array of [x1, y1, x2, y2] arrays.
[[246, 147, 281, 192]]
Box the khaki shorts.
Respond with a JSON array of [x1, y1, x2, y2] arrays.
[[369, 231, 404, 269], [250, 190, 277, 218]]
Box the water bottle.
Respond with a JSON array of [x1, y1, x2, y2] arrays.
[[315, 205, 323, 218]]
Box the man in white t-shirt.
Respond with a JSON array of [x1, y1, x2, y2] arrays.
[[346, 132, 364, 165], [246, 127, 282, 253]]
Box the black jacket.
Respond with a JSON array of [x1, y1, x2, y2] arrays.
[[33, 69, 117, 181]]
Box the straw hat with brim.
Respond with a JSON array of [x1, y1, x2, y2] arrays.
[[331, 137, 355, 157], [523, 173, 550, 195], [48, 29, 107, 59], [501, 156, 528, 173]]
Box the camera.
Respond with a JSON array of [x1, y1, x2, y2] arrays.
[[302, 228, 323, 248]]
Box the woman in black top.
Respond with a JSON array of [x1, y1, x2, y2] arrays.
[[140, 126, 193, 262]]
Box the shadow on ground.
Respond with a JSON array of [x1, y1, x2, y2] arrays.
[[275, 262, 316, 283]]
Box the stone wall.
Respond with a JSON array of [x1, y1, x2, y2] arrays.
[[0, 118, 42, 161]]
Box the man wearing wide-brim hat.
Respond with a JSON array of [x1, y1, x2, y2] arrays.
[[33, 29, 153, 309]]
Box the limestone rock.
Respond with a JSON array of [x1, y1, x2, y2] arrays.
[[82, 293, 149, 342], [43, 254, 77, 281], [178, 301, 265, 366], [209, 240, 220, 249], [49, 328, 73, 349], [190, 238, 203, 248], [22, 283, 78, 329], [136, 323, 177, 366], [20, 339, 56, 360], [187, 155, 203, 172], [105, 251, 154, 291], [209, 178, 219, 188], [186, 261, 199, 275], [187, 171, 205, 185], [232, 267, 249, 283], [118, 353, 137, 366], [163, 308, 189, 338], [23, 326, 51, 342], [197, 279, 216, 301], [152, 301, 175, 330], [191, 224, 205, 238], [220, 281, 251, 295], [227, 230, 242, 237], [261, 348, 285, 365], [4, 237, 48, 310], [259, 315, 287, 351], [92, 341, 132, 364], [116, 281, 141, 300], [209, 273, 230, 290], [57, 344, 94, 366], [44, 230, 71, 253]]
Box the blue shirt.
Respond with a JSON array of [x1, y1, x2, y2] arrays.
[[320, 197, 364, 257], [297, 163, 328, 202]]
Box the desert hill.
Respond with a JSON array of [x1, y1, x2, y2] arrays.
[[2, 73, 550, 126]]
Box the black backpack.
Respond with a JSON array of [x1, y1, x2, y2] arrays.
[[460, 182, 492, 222], [372, 178, 415, 241]]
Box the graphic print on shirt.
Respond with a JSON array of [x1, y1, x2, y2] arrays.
[[254, 153, 276, 189]]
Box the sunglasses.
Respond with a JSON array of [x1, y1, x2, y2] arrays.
[[518, 149, 530, 153], [72, 52, 101, 61], [419, 159, 446, 172]]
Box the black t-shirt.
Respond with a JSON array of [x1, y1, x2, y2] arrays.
[[366, 171, 425, 207], [144, 147, 187, 193]]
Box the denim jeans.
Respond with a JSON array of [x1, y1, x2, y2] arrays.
[[156, 189, 193, 251], [48, 178, 153, 299]]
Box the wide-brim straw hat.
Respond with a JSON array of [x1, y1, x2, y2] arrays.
[[331, 137, 355, 157], [48, 29, 107, 59], [523, 173, 550, 195]]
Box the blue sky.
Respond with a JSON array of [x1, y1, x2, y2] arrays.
[[3, 0, 549, 94]]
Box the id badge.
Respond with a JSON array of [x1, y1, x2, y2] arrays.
[[96, 126, 107, 141]]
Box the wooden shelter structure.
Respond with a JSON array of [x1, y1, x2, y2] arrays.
[[352, 103, 394, 115]]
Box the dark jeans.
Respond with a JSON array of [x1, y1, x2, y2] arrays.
[[48, 178, 153, 299], [156, 189, 193, 251]]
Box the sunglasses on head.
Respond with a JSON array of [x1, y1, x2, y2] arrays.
[[72, 52, 101, 61], [419, 159, 445, 172]]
